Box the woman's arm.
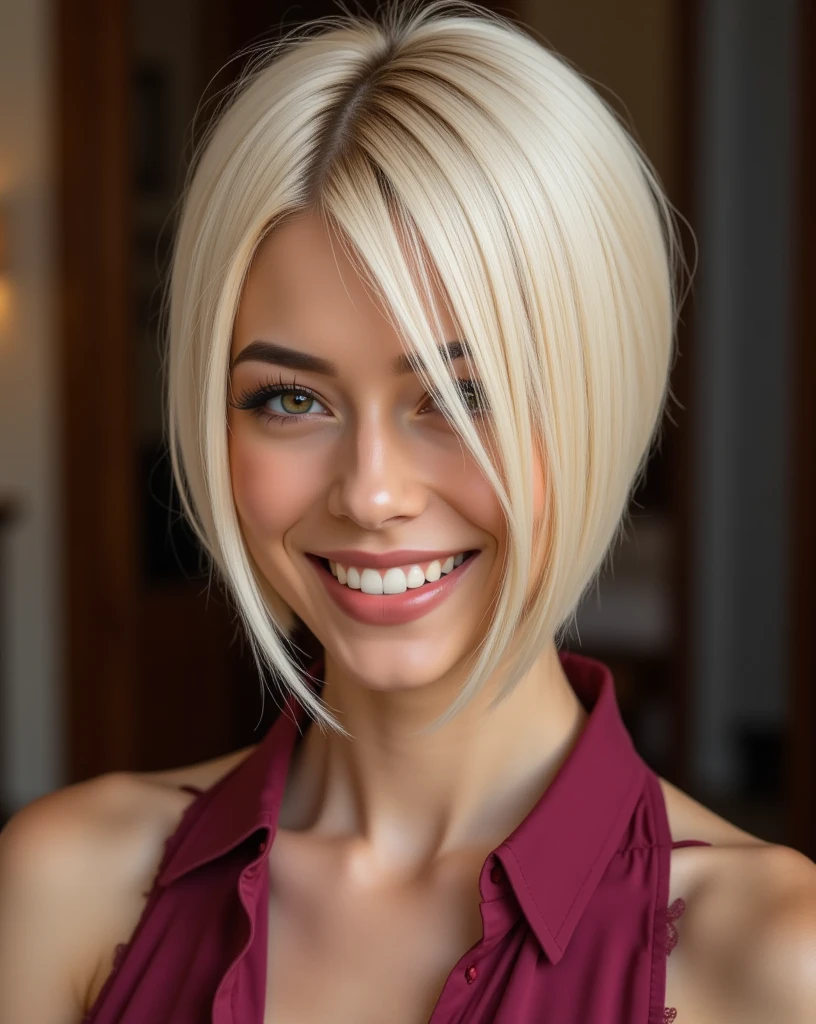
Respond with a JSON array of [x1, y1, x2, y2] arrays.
[[744, 846, 816, 1024], [0, 772, 186, 1023], [690, 844, 816, 1024], [0, 784, 102, 1023]]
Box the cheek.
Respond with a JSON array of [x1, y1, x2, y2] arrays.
[[228, 426, 316, 544], [463, 441, 547, 538], [459, 468, 504, 540]]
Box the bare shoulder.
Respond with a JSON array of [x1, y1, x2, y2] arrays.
[[0, 771, 178, 1020], [136, 741, 258, 793], [659, 774, 772, 848], [0, 745, 257, 1019], [748, 849, 816, 1022], [659, 776, 816, 1023], [689, 842, 816, 1023]]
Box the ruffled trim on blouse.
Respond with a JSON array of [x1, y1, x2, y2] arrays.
[[662, 897, 687, 1022]]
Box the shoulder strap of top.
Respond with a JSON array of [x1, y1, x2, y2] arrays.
[[671, 839, 712, 848], [178, 783, 204, 796]]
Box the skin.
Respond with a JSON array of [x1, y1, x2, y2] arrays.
[[1, 207, 815, 1023], [227, 208, 587, 881]]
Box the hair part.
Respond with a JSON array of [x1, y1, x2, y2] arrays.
[[165, 0, 690, 739]]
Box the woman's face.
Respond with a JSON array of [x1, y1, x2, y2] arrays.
[[228, 209, 543, 693]]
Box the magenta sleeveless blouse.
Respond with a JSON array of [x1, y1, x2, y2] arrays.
[[82, 651, 710, 1023]]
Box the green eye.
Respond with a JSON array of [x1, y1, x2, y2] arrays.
[[458, 379, 488, 413], [229, 373, 490, 427], [434, 379, 488, 415], [425, 379, 489, 417]]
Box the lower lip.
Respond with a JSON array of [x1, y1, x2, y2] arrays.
[[306, 552, 481, 626]]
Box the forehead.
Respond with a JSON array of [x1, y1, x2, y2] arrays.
[[233, 210, 456, 353]]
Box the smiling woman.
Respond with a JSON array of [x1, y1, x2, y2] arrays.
[[166, 0, 683, 739], [223, 207, 514, 664], [2, 1, 815, 1023]]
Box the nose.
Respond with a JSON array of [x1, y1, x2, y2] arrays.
[[326, 410, 428, 530]]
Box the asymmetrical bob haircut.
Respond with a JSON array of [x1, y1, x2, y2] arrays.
[[166, 0, 688, 738]]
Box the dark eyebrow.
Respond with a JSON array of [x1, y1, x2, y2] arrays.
[[230, 338, 470, 376]]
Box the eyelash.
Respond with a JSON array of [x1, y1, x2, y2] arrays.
[[229, 372, 489, 427]]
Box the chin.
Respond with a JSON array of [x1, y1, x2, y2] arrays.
[[316, 630, 462, 680]]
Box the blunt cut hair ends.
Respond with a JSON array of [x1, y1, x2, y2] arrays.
[[165, 0, 690, 739]]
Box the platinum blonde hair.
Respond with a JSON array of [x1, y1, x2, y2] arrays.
[[166, 0, 688, 738]]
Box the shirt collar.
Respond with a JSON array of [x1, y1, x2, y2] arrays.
[[158, 651, 647, 964]]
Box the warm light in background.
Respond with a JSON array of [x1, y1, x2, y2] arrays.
[[0, 201, 10, 332]]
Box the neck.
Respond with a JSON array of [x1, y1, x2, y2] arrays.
[[279, 640, 588, 885]]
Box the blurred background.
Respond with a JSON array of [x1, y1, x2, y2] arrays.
[[0, 0, 813, 857]]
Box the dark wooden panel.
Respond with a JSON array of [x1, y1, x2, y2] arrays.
[[790, 0, 816, 860], [57, 0, 137, 780]]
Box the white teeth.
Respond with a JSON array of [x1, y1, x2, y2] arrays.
[[425, 559, 442, 582], [360, 568, 384, 595], [382, 567, 407, 594], [326, 552, 471, 594], [405, 565, 426, 589]]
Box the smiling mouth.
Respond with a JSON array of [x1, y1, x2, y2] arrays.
[[304, 549, 482, 626], [309, 550, 479, 593]]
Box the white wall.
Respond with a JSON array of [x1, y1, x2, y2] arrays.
[[0, 0, 62, 811]]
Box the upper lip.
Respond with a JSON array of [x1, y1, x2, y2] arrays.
[[309, 549, 475, 569]]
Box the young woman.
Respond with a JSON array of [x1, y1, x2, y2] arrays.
[[1, 2, 814, 1022]]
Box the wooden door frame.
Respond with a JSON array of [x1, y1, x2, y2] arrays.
[[57, 0, 137, 781], [790, 0, 815, 860]]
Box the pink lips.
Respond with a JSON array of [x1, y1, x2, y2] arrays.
[[306, 552, 481, 626], [310, 548, 468, 570]]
